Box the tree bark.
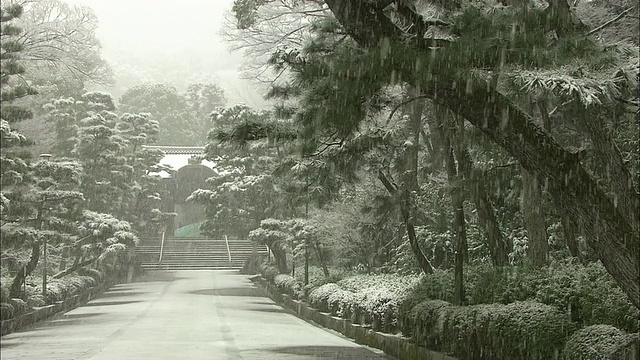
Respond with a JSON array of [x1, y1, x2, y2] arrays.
[[378, 170, 434, 274], [324, 0, 639, 308], [576, 106, 639, 236], [460, 149, 510, 266], [313, 243, 331, 278], [53, 257, 97, 279], [268, 241, 289, 274], [437, 113, 467, 305], [10, 201, 45, 299], [521, 168, 549, 267], [10, 241, 41, 299], [375, 85, 435, 275], [445, 146, 467, 305], [560, 215, 583, 262]]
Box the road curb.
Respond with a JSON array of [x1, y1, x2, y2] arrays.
[[251, 276, 458, 360]]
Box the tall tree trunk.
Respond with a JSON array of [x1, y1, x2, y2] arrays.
[[560, 215, 583, 262], [377, 85, 435, 275], [10, 202, 44, 299], [313, 243, 330, 278], [539, 101, 582, 261], [446, 146, 467, 305], [438, 114, 467, 305], [463, 153, 510, 266], [576, 106, 640, 236], [10, 241, 41, 299], [268, 242, 289, 274], [59, 245, 69, 271], [378, 170, 434, 274], [521, 168, 549, 267], [452, 125, 509, 266]]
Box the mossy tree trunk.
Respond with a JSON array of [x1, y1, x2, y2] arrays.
[[463, 151, 510, 266], [10, 202, 44, 299], [437, 111, 467, 305], [377, 85, 434, 275], [521, 168, 549, 267]]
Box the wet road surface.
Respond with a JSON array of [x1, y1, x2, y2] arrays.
[[0, 270, 394, 360]]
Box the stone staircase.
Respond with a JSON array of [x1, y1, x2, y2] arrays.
[[136, 237, 268, 270]]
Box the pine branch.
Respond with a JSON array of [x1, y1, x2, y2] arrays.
[[387, 95, 430, 125], [615, 97, 640, 107], [586, 7, 634, 37], [377, 170, 398, 194], [487, 162, 520, 172]]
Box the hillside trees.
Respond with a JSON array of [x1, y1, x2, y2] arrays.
[[44, 91, 171, 235], [118, 82, 227, 145], [2, 0, 114, 158], [187, 105, 295, 238], [225, 0, 330, 82], [14, 0, 113, 97]]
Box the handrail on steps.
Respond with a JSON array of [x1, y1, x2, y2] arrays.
[[158, 232, 166, 266], [224, 235, 232, 266]]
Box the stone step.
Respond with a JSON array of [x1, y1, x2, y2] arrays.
[[142, 264, 242, 270], [136, 238, 267, 269]]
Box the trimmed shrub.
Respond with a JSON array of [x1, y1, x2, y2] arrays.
[[475, 301, 574, 360], [26, 294, 46, 308], [403, 270, 455, 304], [274, 274, 303, 299], [259, 262, 279, 282], [335, 273, 420, 331], [0, 302, 15, 321], [406, 261, 639, 332], [563, 325, 638, 360], [327, 288, 356, 318], [609, 334, 639, 360], [350, 286, 404, 331], [0, 280, 9, 303], [294, 266, 354, 300], [401, 299, 451, 349], [404, 299, 574, 360], [8, 298, 28, 316], [41, 275, 95, 304], [308, 283, 342, 312]]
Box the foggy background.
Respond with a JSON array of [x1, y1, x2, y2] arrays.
[[65, 0, 269, 108]]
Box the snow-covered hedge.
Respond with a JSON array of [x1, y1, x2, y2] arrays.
[[0, 274, 100, 322], [259, 262, 279, 282], [303, 274, 422, 332], [0, 302, 15, 321], [562, 325, 639, 360], [399, 300, 575, 360], [327, 288, 357, 318], [274, 274, 303, 299], [308, 283, 342, 312], [44, 275, 96, 303]]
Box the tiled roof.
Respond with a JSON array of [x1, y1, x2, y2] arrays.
[[142, 145, 205, 155]]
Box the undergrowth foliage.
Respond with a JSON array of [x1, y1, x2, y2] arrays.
[[259, 258, 639, 359]]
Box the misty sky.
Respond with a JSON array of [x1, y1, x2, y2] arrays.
[[65, 0, 268, 108]]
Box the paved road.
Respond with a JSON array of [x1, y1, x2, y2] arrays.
[[0, 270, 394, 360]]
